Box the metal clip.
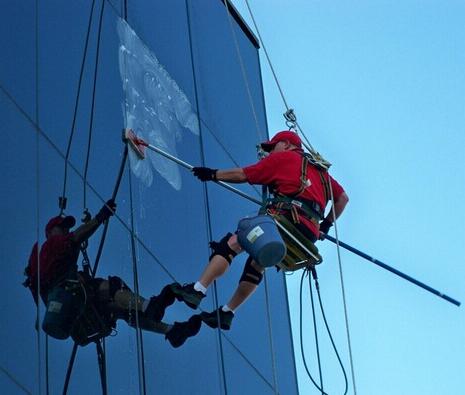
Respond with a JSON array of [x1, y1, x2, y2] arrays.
[[284, 109, 297, 130], [82, 209, 92, 224]]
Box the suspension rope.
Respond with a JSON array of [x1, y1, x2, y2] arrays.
[[122, 2, 147, 394], [243, 0, 318, 154], [185, 2, 229, 394], [223, 0, 263, 141], [4, 83, 277, 391], [83, 0, 106, 210], [308, 272, 324, 392], [128, 166, 147, 395], [60, 0, 97, 214], [314, 272, 349, 395], [34, 0, 44, 391], [299, 270, 328, 394], [328, 181, 357, 395]]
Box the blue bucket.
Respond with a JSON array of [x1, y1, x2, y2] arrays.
[[42, 281, 84, 340], [237, 215, 287, 268]]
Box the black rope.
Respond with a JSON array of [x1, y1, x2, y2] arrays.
[[62, 343, 78, 395], [2, 81, 278, 395], [299, 270, 328, 394], [83, 0, 106, 210], [309, 271, 324, 392], [34, 1, 44, 392], [60, 0, 97, 214], [96, 340, 108, 395], [91, 146, 128, 277], [128, 165, 148, 395], [314, 273, 349, 395]]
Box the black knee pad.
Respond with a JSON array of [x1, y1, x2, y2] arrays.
[[209, 232, 237, 264], [108, 276, 130, 299], [239, 256, 263, 285]]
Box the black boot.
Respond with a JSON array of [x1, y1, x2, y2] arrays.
[[200, 307, 234, 330], [169, 282, 205, 309], [165, 314, 202, 348], [145, 285, 176, 322]]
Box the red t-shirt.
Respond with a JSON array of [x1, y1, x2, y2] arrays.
[[243, 149, 344, 238], [27, 233, 80, 299]]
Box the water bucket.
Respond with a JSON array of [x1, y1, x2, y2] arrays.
[[42, 281, 84, 340], [237, 215, 286, 268]]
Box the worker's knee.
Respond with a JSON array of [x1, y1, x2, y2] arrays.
[[239, 256, 264, 285], [209, 232, 239, 264]]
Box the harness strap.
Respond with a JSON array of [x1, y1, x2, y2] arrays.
[[266, 196, 322, 222], [318, 170, 331, 203]]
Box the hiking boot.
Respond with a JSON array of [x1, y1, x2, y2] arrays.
[[169, 282, 205, 309], [165, 314, 202, 348], [200, 307, 234, 330], [145, 285, 176, 322]]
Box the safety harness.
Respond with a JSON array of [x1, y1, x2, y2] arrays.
[[264, 152, 330, 270]]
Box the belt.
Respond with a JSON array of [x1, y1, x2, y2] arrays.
[[266, 196, 323, 222]]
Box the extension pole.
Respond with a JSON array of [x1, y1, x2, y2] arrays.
[[143, 142, 263, 205], [127, 131, 460, 307], [324, 234, 460, 307]]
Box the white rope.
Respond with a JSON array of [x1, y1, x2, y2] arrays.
[[328, 180, 358, 395], [243, 0, 318, 154], [223, 0, 264, 141]]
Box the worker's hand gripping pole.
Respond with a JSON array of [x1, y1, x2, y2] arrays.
[[124, 129, 461, 307]]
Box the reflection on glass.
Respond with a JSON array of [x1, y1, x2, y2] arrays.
[[117, 18, 199, 189]]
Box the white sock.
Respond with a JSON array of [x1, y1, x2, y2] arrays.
[[222, 305, 234, 314], [194, 281, 207, 295]]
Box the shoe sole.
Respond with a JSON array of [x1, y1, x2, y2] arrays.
[[200, 312, 232, 330]]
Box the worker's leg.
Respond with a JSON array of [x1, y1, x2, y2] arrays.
[[96, 277, 173, 333], [226, 260, 264, 310], [170, 232, 242, 309], [200, 256, 264, 330], [198, 233, 242, 287]]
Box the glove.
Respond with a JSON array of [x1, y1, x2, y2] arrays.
[[319, 218, 332, 238], [96, 199, 116, 223], [192, 167, 217, 182]]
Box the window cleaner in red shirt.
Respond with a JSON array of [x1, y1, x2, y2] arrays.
[[24, 200, 200, 347], [150, 130, 349, 344]]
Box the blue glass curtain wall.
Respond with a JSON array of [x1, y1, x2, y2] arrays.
[[0, 1, 298, 394]]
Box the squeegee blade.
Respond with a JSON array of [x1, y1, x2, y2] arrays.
[[124, 128, 146, 159]]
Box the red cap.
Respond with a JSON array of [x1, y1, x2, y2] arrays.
[[45, 215, 76, 238], [260, 131, 302, 152]]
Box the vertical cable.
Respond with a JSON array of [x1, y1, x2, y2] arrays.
[[243, 0, 317, 153], [299, 272, 327, 394], [83, 0, 105, 210], [223, 0, 262, 141], [185, 2, 228, 393], [122, 2, 146, 393], [328, 181, 357, 395], [34, 2, 45, 393], [60, 0, 97, 213], [308, 275, 324, 392], [263, 273, 279, 394], [128, 166, 147, 395]]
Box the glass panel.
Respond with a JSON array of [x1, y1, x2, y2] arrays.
[[1, 1, 298, 394]]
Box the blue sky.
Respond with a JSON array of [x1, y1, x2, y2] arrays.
[[232, 1, 465, 394]]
